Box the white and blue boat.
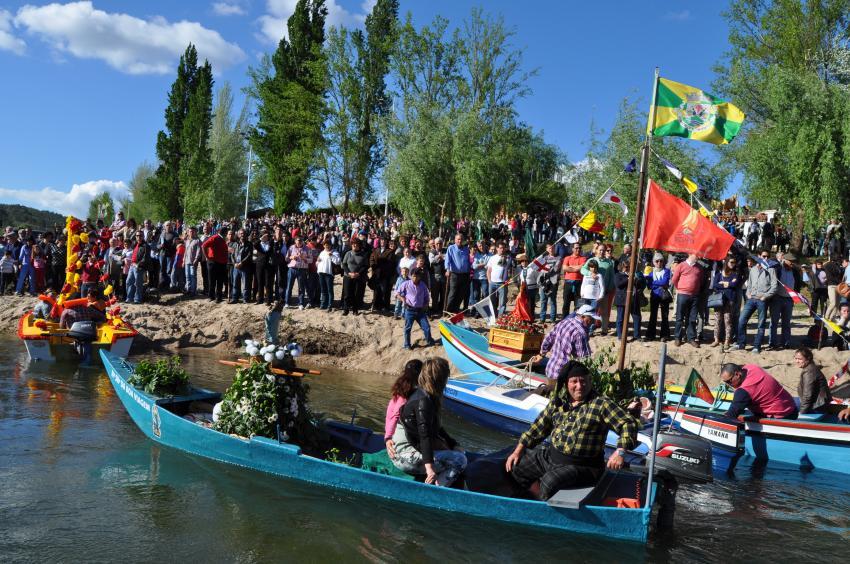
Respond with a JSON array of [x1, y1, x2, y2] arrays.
[[100, 349, 710, 544]]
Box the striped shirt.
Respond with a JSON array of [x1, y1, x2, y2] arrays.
[[520, 389, 638, 457], [541, 316, 592, 380]]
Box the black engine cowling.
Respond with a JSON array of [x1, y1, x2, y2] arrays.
[[67, 320, 97, 342], [652, 430, 714, 484]]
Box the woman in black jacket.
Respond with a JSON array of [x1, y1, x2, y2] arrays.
[[391, 358, 467, 486]]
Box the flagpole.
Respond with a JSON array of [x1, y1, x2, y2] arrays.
[[617, 67, 660, 372]]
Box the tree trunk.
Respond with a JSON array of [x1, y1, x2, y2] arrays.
[[790, 208, 805, 255]]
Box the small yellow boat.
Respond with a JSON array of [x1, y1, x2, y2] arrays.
[[17, 215, 137, 362]]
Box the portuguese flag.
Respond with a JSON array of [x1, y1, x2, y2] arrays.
[[649, 77, 745, 145], [683, 369, 715, 405]]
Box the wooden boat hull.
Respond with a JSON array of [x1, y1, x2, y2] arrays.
[[101, 350, 657, 543], [663, 405, 850, 475], [440, 321, 547, 384]]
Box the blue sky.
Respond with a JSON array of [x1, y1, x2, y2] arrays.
[[0, 0, 734, 217]]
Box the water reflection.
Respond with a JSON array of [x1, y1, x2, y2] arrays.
[[1, 338, 849, 561]]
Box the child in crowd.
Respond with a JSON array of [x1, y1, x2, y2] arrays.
[[393, 266, 409, 320], [172, 237, 186, 292], [580, 258, 604, 309], [0, 250, 16, 294]]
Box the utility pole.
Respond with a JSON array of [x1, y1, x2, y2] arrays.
[[244, 143, 253, 220]]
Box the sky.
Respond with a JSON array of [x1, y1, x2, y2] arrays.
[[0, 0, 736, 217]]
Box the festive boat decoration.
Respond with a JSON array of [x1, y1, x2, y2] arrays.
[[18, 215, 136, 362]]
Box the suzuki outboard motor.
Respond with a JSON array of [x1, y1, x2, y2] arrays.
[[653, 430, 714, 484]]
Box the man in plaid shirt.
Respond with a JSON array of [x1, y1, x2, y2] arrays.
[[530, 304, 598, 382], [505, 361, 638, 500]]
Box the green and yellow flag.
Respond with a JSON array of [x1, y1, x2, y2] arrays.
[[649, 77, 745, 145]]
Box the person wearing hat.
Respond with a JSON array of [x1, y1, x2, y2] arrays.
[[768, 252, 800, 350], [529, 304, 598, 383], [505, 360, 638, 500]]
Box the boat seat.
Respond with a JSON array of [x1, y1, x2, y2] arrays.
[[546, 486, 596, 509]]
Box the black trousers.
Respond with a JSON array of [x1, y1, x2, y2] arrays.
[[431, 276, 445, 314], [276, 264, 288, 300], [446, 272, 470, 313], [646, 293, 671, 340], [255, 260, 273, 303], [511, 444, 603, 500], [200, 259, 210, 296], [342, 276, 365, 311], [208, 262, 226, 301]]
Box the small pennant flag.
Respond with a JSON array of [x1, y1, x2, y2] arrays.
[[660, 157, 683, 180], [624, 158, 637, 173], [578, 210, 606, 234], [822, 317, 844, 336], [682, 177, 699, 194], [474, 297, 496, 326], [786, 286, 811, 309], [449, 311, 465, 324], [683, 369, 715, 405], [601, 188, 629, 216], [528, 255, 550, 273]]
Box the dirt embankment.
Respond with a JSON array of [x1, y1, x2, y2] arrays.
[[2, 293, 842, 391]]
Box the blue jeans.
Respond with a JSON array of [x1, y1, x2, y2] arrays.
[[403, 308, 434, 348], [231, 268, 251, 301], [769, 296, 793, 348], [185, 264, 197, 295], [159, 254, 173, 287], [319, 273, 334, 309], [737, 298, 769, 349], [16, 264, 36, 295], [492, 282, 508, 316], [539, 284, 558, 322], [286, 268, 307, 306], [125, 265, 144, 304], [674, 293, 698, 342], [616, 305, 642, 339]]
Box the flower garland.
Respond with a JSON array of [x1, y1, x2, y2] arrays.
[[495, 310, 544, 335]]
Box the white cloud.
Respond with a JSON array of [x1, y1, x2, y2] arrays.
[[213, 2, 245, 16], [257, 0, 370, 44], [0, 9, 26, 54], [14, 1, 245, 74], [664, 10, 692, 21], [0, 180, 129, 218]]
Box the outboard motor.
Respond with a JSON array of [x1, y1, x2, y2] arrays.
[[67, 320, 97, 365], [652, 430, 714, 484]]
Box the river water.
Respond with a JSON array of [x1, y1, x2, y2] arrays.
[[1, 337, 848, 562]]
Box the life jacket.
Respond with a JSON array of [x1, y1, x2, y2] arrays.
[[740, 364, 797, 418]]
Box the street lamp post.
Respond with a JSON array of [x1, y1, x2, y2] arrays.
[[244, 144, 253, 220]]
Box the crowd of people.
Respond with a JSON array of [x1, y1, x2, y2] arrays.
[[3, 208, 850, 353]]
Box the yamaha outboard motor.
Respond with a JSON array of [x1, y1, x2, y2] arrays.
[[67, 320, 97, 365]]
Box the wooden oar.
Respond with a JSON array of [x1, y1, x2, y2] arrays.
[[217, 359, 307, 378], [231, 357, 321, 375]]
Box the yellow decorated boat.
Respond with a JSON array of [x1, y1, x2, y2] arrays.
[[17, 215, 137, 362]]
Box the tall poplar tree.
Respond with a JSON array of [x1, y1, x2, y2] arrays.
[[252, 0, 328, 213], [149, 44, 215, 220]]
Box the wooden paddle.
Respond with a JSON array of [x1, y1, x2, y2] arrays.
[[217, 359, 307, 378], [230, 357, 321, 375]]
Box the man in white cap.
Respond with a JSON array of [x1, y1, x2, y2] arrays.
[[530, 304, 599, 383]]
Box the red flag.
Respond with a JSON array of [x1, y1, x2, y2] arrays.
[[514, 282, 533, 321], [448, 311, 465, 323], [642, 180, 735, 261]]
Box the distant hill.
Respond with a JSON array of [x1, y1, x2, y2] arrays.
[[0, 204, 65, 231]]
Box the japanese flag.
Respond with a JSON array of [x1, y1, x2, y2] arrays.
[[601, 188, 628, 216]]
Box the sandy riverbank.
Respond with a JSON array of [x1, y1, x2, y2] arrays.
[[2, 292, 845, 393]]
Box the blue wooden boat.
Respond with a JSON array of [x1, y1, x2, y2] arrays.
[[663, 403, 850, 475], [439, 321, 547, 385], [101, 349, 675, 543]]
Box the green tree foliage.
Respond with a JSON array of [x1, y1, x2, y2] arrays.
[[126, 161, 159, 221], [321, 0, 398, 210], [149, 44, 215, 221], [716, 0, 850, 247], [87, 192, 115, 223], [251, 0, 328, 213], [564, 98, 731, 232], [385, 10, 562, 228], [209, 82, 249, 219], [180, 61, 215, 222]]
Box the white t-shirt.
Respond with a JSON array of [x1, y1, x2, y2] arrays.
[[487, 254, 510, 284], [398, 255, 417, 274], [581, 274, 605, 300]]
